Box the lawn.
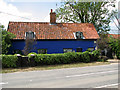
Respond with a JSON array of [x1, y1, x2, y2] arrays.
[[1, 61, 110, 73]]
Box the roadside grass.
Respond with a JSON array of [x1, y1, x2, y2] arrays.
[[1, 61, 110, 73]]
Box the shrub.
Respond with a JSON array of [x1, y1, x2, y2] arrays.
[[116, 51, 120, 59], [87, 48, 92, 52], [64, 52, 76, 63], [1, 50, 102, 68], [76, 52, 83, 62], [97, 59, 105, 62], [28, 52, 37, 56], [92, 49, 100, 61], [33, 51, 93, 65], [2, 55, 18, 68], [81, 51, 90, 63]]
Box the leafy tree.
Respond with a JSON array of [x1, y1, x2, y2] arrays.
[[96, 32, 114, 58], [109, 37, 120, 59], [0, 25, 16, 54], [97, 32, 120, 59], [56, 0, 116, 33], [110, 10, 120, 31]]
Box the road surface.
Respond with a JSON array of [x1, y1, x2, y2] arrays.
[[1, 63, 119, 88]]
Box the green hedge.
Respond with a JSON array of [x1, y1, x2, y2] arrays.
[[2, 54, 18, 68], [2, 50, 101, 68], [34, 50, 100, 65]]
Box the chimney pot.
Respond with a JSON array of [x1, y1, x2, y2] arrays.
[[51, 9, 53, 13], [50, 9, 56, 24]]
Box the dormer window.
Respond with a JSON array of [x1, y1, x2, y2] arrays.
[[25, 31, 35, 39], [75, 31, 84, 39]]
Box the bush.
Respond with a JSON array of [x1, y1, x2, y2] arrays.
[[116, 51, 120, 59], [80, 51, 90, 63], [92, 49, 100, 61], [97, 59, 105, 62], [2, 50, 102, 68], [64, 52, 76, 63], [87, 48, 92, 52], [28, 52, 37, 56], [2, 54, 18, 68], [33, 51, 93, 65], [109, 38, 120, 59], [35, 54, 64, 65]]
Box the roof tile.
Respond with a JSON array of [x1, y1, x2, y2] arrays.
[[8, 22, 99, 39], [108, 34, 120, 39]]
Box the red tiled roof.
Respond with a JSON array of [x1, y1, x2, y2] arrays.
[[8, 22, 99, 40], [108, 34, 120, 39]]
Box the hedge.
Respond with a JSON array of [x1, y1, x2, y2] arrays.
[[2, 54, 18, 68], [2, 50, 100, 68], [34, 50, 100, 65]]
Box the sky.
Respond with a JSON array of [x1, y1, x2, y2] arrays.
[[0, 0, 119, 34]]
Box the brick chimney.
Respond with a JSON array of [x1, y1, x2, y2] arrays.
[[50, 9, 56, 24]]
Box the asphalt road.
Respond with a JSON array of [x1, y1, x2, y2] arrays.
[[1, 63, 119, 88]]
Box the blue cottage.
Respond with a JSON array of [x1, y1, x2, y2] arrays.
[[8, 9, 99, 54]]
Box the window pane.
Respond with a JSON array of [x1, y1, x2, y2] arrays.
[[38, 49, 47, 54], [76, 48, 82, 52], [76, 32, 83, 39], [26, 32, 34, 39], [63, 48, 72, 53], [13, 50, 22, 54]]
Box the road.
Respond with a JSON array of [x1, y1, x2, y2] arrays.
[[1, 63, 119, 88]]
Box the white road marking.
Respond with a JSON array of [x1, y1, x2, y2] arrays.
[[0, 82, 8, 85], [29, 80, 32, 82], [95, 83, 119, 88], [65, 70, 118, 78]]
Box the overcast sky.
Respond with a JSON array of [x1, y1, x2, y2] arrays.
[[0, 0, 119, 34]]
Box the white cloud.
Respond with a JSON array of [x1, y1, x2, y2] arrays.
[[5, 0, 61, 2], [0, 0, 33, 29]]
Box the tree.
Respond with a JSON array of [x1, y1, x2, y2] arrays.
[[96, 32, 114, 58], [55, 0, 116, 33], [109, 37, 120, 59], [0, 25, 16, 54], [111, 10, 120, 31], [97, 32, 120, 59], [97, 33, 110, 51], [22, 38, 37, 56]]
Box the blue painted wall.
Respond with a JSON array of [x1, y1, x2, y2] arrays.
[[9, 40, 96, 54]]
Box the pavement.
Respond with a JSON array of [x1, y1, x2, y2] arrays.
[[107, 59, 120, 63], [1, 62, 119, 89]]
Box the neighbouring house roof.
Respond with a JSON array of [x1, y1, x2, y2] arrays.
[[108, 34, 120, 39], [8, 22, 99, 40]]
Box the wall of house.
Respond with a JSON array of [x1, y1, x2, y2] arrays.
[[9, 40, 96, 54]]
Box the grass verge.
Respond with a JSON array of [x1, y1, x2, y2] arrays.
[[1, 62, 110, 73]]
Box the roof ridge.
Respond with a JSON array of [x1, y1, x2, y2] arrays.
[[9, 21, 50, 24], [9, 21, 92, 25]]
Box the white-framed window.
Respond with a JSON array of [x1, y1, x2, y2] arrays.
[[25, 31, 35, 39], [63, 48, 73, 53], [75, 31, 84, 39], [38, 49, 47, 54], [76, 48, 82, 52], [73, 32, 77, 39]]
